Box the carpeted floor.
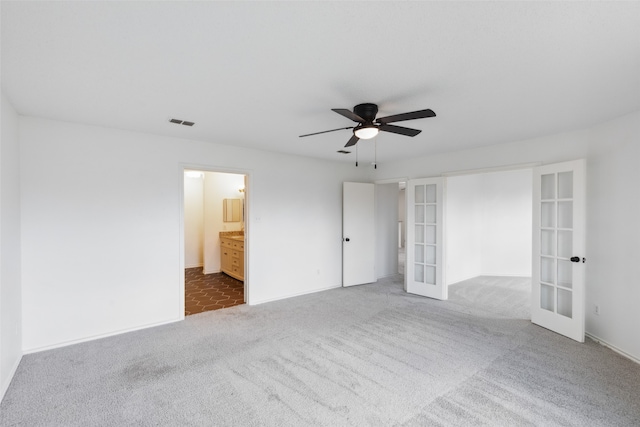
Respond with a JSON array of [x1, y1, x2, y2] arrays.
[[1, 276, 639, 426]]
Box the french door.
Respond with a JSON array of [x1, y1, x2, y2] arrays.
[[532, 160, 586, 342], [406, 177, 447, 300]]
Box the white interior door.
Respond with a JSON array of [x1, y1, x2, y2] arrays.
[[406, 177, 447, 299], [532, 160, 586, 342], [343, 182, 376, 287]]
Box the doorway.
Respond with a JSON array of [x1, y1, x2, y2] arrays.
[[400, 161, 585, 341], [445, 168, 533, 316], [183, 169, 247, 316]]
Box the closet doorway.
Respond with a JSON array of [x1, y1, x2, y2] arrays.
[[183, 169, 247, 316]]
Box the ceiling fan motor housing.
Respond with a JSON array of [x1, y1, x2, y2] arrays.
[[353, 103, 378, 124]]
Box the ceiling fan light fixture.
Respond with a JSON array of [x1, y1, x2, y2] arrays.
[[354, 125, 379, 140]]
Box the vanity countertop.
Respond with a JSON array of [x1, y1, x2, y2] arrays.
[[219, 231, 244, 241]]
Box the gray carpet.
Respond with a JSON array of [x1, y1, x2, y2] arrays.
[[2, 276, 639, 426]]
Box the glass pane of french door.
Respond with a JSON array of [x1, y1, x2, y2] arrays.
[[413, 184, 437, 285], [539, 171, 574, 318], [406, 177, 446, 300]]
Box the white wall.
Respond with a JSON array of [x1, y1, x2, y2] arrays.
[[445, 169, 531, 284], [203, 171, 245, 274], [479, 169, 532, 276], [184, 173, 204, 268], [375, 183, 399, 278], [0, 92, 22, 400], [371, 110, 640, 362], [19, 117, 364, 352], [585, 111, 640, 362], [445, 174, 484, 284]]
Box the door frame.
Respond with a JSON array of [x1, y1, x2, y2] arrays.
[[179, 163, 252, 320]]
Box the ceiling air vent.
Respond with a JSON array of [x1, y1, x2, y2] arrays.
[[337, 150, 351, 154], [168, 118, 195, 127]]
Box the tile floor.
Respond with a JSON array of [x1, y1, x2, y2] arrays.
[[184, 267, 244, 316]]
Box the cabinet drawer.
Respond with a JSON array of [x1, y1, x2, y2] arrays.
[[221, 239, 233, 249]]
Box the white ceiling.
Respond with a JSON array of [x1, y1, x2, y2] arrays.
[[2, 1, 639, 163]]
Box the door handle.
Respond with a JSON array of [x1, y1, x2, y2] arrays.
[[344, 238, 350, 242], [570, 256, 585, 263]]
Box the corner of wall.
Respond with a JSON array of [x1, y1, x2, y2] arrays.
[[0, 91, 24, 402]]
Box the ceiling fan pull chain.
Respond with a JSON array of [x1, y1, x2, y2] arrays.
[[356, 144, 358, 167], [374, 137, 378, 169]]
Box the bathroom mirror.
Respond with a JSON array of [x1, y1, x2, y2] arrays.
[[223, 198, 241, 222]]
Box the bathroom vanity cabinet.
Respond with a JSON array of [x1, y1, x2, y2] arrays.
[[220, 236, 244, 281]]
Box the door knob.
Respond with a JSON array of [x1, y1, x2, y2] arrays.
[[570, 256, 580, 263], [345, 238, 350, 242]]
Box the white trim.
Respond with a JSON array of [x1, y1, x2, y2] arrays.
[[586, 333, 640, 365], [249, 284, 341, 306], [377, 272, 401, 280], [441, 162, 540, 177], [23, 318, 182, 355], [0, 354, 22, 402], [446, 274, 481, 286], [178, 166, 187, 322], [373, 177, 408, 185], [181, 162, 253, 177], [446, 274, 532, 286], [478, 272, 533, 278], [185, 263, 204, 269]]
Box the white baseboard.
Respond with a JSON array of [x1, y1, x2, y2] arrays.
[[185, 263, 203, 269], [23, 317, 182, 355], [1, 353, 22, 403], [447, 273, 531, 286], [249, 284, 341, 305], [479, 273, 531, 278], [446, 274, 479, 286], [377, 272, 400, 280], [586, 332, 640, 365], [203, 268, 221, 275]]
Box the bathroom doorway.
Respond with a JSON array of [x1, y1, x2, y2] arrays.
[[183, 169, 247, 316]]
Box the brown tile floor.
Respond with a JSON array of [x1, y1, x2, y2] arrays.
[[185, 267, 244, 316]]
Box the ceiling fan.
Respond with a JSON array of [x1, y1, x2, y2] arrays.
[[299, 103, 436, 147]]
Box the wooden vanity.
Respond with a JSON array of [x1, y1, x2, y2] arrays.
[[220, 235, 244, 281]]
